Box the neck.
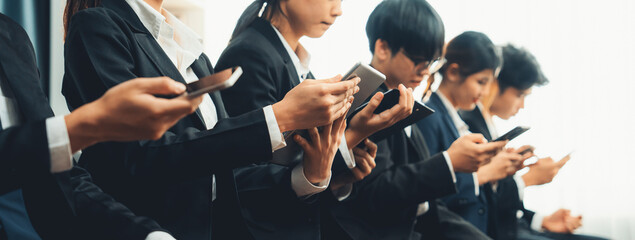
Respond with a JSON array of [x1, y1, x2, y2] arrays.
[[143, 0, 163, 14], [438, 85, 459, 109], [270, 14, 301, 51]]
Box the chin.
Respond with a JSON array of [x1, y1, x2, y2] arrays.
[[460, 103, 477, 111]]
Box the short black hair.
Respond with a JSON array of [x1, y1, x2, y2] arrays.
[[366, 0, 445, 61], [440, 31, 500, 79], [497, 44, 549, 91]]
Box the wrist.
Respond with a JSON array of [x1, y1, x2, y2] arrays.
[[65, 103, 104, 152], [522, 173, 536, 187], [272, 102, 292, 132], [304, 167, 331, 185], [344, 129, 363, 148], [476, 170, 490, 185]]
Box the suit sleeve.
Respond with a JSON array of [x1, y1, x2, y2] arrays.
[[353, 140, 456, 213], [63, 9, 272, 180], [0, 120, 51, 194]]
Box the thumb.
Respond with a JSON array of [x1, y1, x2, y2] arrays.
[[133, 77, 186, 95], [360, 92, 384, 117]]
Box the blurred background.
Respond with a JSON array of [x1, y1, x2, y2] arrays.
[[4, 0, 633, 238]]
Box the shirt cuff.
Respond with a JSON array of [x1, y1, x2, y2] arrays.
[[338, 133, 355, 169], [291, 162, 331, 197], [472, 172, 480, 196], [513, 173, 526, 201], [530, 211, 545, 232], [416, 201, 430, 216], [46, 116, 73, 173], [145, 231, 176, 240], [441, 151, 457, 183], [331, 183, 353, 201], [263, 105, 286, 152]]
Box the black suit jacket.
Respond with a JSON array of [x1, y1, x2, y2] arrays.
[[326, 85, 456, 240], [216, 17, 355, 240], [459, 106, 536, 240], [0, 12, 165, 240], [62, 1, 275, 239]]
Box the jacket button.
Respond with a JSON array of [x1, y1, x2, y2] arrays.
[[307, 218, 313, 223], [458, 198, 467, 204], [478, 208, 485, 215]]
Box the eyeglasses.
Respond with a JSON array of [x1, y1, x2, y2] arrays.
[[400, 49, 446, 75]]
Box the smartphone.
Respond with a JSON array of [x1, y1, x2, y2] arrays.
[[342, 63, 386, 117], [493, 126, 530, 142], [182, 67, 242, 98]]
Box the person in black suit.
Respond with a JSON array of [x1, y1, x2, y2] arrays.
[[416, 31, 525, 235], [315, 1, 507, 239], [0, 12, 208, 240], [460, 44, 607, 240], [61, 0, 359, 239], [216, 0, 419, 239]]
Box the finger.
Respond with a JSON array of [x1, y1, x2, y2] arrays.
[[481, 140, 508, 153], [556, 154, 571, 168], [294, 134, 312, 151], [333, 100, 352, 120], [308, 127, 320, 144], [360, 92, 384, 117], [350, 168, 365, 180], [466, 133, 487, 144], [397, 84, 408, 117], [323, 76, 357, 95], [406, 87, 414, 114], [365, 139, 378, 158], [322, 122, 333, 142], [134, 77, 186, 95]]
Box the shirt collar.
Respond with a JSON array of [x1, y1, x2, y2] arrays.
[[270, 24, 311, 81], [125, 0, 203, 60], [436, 91, 471, 136]]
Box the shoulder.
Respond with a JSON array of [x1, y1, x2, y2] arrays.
[[218, 28, 281, 69], [68, 7, 130, 36]]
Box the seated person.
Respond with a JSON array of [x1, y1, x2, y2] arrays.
[[460, 44, 607, 240]]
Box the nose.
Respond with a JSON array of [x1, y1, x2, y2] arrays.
[[520, 97, 525, 109], [332, 0, 343, 17]]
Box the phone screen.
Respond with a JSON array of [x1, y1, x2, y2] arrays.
[[494, 126, 530, 142]]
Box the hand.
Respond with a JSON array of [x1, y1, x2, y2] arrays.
[[446, 134, 508, 173], [346, 84, 413, 147], [295, 111, 348, 184], [522, 154, 570, 187], [542, 209, 583, 233], [273, 75, 360, 132], [330, 139, 378, 191], [476, 149, 522, 185], [514, 145, 536, 171], [66, 77, 202, 152]]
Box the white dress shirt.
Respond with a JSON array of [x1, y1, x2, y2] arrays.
[[436, 91, 481, 197], [0, 68, 72, 174], [271, 25, 355, 199]]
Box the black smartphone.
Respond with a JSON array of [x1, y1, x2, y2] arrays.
[[494, 126, 530, 142], [182, 66, 242, 98]]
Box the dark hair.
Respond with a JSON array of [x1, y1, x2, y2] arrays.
[[366, 0, 445, 61], [440, 31, 500, 79], [497, 44, 548, 92], [231, 0, 283, 40], [64, 0, 102, 40]]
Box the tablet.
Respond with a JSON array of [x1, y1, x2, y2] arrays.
[[494, 126, 530, 142], [342, 63, 386, 117], [348, 89, 435, 142], [183, 67, 242, 98]]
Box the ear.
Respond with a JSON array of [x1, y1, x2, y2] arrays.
[[374, 39, 392, 62], [444, 63, 461, 83]]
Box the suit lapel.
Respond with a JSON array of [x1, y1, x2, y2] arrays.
[[190, 56, 228, 119], [251, 18, 301, 87], [430, 93, 460, 140]]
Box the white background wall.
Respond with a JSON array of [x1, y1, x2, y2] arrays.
[[49, 0, 635, 238]]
